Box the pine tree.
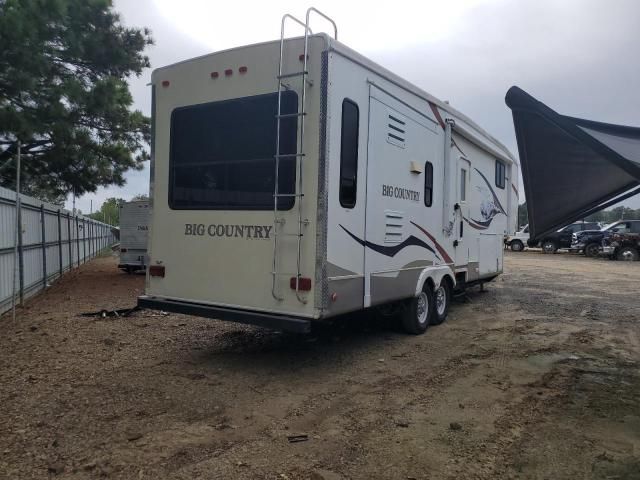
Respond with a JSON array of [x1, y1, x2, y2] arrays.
[[0, 0, 153, 202]]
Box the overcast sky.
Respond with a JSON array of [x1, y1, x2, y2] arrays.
[[67, 0, 640, 213]]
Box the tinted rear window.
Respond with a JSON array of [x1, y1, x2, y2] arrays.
[[169, 91, 298, 210]]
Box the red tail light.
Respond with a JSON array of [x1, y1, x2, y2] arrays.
[[238, 66, 248, 74], [290, 276, 311, 291], [161, 80, 170, 87], [210, 71, 219, 78], [149, 265, 165, 277], [224, 69, 233, 76]]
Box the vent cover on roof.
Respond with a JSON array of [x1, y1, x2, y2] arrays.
[[387, 113, 406, 148]]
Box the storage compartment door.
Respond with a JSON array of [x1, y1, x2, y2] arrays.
[[478, 233, 503, 277]]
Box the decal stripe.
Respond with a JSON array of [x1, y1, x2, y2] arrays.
[[409, 222, 454, 264], [340, 225, 438, 259], [428, 101, 466, 156], [428, 101, 446, 129], [463, 216, 490, 230], [473, 167, 506, 215]]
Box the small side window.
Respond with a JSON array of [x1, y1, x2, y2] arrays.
[[495, 160, 506, 189], [339, 99, 359, 208], [424, 161, 433, 207]]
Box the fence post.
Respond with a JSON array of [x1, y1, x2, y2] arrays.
[[17, 198, 24, 305], [40, 204, 47, 287], [67, 213, 72, 271], [82, 218, 86, 262], [76, 216, 80, 267], [57, 209, 63, 277]]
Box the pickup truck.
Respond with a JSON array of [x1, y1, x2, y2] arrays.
[[571, 220, 640, 257], [505, 225, 530, 252], [528, 221, 601, 254]]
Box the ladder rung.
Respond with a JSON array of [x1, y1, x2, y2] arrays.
[[276, 112, 306, 119], [275, 153, 305, 158], [271, 272, 304, 276], [274, 193, 304, 198], [277, 71, 308, 79]]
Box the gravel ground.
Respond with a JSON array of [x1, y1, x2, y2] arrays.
[[1, 250, 639, 479]]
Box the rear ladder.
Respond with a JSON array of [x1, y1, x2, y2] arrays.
[[271, 8, 337, 302]]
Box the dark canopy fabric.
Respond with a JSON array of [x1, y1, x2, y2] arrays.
[[505, 86, 640, 239]]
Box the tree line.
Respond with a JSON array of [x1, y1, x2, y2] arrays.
[[83, 194, 148, 226]]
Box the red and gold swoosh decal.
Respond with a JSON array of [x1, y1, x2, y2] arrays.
[[410, 221, 454, 264]]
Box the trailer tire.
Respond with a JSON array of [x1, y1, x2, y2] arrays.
[[584, 243, 600, 257], [430, 279, 451, 326], [510, 240, 524, 252], [541, 240, 557, 254], [401, 285, 434, 335], [617, 247, 638, 262]]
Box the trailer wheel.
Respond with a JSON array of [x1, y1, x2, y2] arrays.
[[430, 280, 451, 326], [510, 240, 524, 252], [617, 247, 638, 261], [541, 240, 557, 254], [401, 285, 434, 335]]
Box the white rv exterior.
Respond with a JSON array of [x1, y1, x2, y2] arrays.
[[139, 20, 518, 334], [118, 200, 150, 272]]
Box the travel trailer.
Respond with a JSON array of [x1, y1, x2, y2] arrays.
[[118, 200, 150, 273], [138, 9, 519, 334]]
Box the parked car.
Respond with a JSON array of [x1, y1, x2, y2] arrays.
[[601, 232, 640, 261], [528, 221, 601, 254], [505, 225, 530, 252], [571, 220, 640, 257]]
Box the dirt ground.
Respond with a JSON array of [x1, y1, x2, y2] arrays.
[[1, 250, 639, 480]]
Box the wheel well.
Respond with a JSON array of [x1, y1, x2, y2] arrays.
[[424, 277, 435, 292], [442, 274, 454, 290]]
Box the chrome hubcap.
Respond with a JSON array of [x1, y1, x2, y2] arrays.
[[436, 286, 446, 316], [621, 250, 635, 261], [417, 292, 428, 325]]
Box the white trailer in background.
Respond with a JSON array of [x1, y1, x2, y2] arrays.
[[118, 200, 150, 273], [139, 9, 519, 334]]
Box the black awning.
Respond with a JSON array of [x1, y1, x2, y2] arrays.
[[505, 86, 640, 239]]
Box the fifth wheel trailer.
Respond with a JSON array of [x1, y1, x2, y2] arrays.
[[138, 9, 519, 334], [118, 200, 150, 273]]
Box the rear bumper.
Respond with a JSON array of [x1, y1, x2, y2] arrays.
[[137, 296, 312, 334], [118, 263, 145, 269]]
